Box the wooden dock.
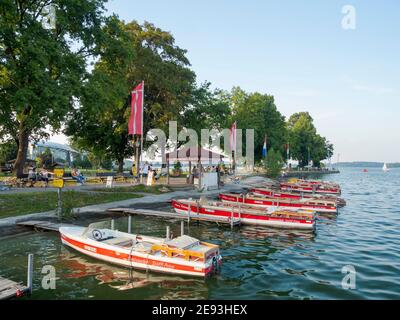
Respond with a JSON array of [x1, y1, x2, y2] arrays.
[[0, 254, 33, 300], [0, 276, 28, 300], [16, 220, 74, 232], [108, 208, 241, 227]]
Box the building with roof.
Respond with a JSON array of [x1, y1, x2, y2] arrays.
[[28, 141, 80, 167]]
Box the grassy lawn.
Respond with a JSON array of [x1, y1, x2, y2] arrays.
[[87, 184, 171, 194], [0, 190, 143, 218]]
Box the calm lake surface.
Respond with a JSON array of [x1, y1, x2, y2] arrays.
[[1, 167, 399, 299]]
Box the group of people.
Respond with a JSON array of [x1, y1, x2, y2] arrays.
[[27, 166, 54, 186], [27, 167, 86, 186]]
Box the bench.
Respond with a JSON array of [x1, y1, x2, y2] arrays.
[[95, 172, 136, 184]]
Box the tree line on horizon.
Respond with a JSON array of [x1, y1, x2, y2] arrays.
[[0, 0, 333, 174]]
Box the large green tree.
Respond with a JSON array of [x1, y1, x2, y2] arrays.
[[287, 112, 333, 167], [226, 87, 287, 161], [181, 83, 232, 147], [65, 19, 197, 171], [65, 17, 134, 172], [0, 0, 107, 175]]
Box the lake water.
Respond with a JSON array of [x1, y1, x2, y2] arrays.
[[1, 167, 399, 299]]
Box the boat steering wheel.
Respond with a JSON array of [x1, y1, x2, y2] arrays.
[[92, 229, 103, 241]]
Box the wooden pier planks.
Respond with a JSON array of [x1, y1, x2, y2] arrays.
[[108, 208, 241, 226], [0, 276, 28, 300], [16, 220, 74, 231]]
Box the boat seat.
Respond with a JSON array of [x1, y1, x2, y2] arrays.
[[164, 235, 200, 250], [103, 237, 136, 247], [133, 241, 153, 253]]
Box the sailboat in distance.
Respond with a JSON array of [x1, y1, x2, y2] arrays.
[[382, 163, 389, 172]]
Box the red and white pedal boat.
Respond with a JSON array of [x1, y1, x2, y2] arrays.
[[280, 182, 341, 195], [171, 199, 316, 230], [219, 192, 338, 214], [60, 225, 221, 277], [250, 187, 346, 207]]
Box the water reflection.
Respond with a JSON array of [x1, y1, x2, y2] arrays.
[[1, 168, 400, 299], [239, 225, 316, 242], [59, 248, 206, 296]]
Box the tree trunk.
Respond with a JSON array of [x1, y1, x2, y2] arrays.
[[117, 158, 124, 173], [13, 122, 30, 177]]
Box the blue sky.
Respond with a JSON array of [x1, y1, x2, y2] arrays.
[[54, 0, 400, 162]]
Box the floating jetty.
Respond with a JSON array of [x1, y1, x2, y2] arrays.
[[0, 254, 33, 300], [0, 276, 28, 300], [108, 208, 241, 227]]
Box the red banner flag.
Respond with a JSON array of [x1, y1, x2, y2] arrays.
[[128, 82, 144, 135], [230, 121, 237, 152]]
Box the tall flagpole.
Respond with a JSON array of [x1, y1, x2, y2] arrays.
[[132, 87, 139, 180], [140, 81, 144, 183]]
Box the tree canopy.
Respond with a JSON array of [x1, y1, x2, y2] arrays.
[[217, 87, 287, 161], [0, 0, 107, 174], [65, 18, 198, 171], [287, 112, 333, 167], [1, 3, 335, 172]]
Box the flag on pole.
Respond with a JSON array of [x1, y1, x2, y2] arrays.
[[128, 82, 144, 135], [262, 135, 267, 158], [230, 121, 237, 153]]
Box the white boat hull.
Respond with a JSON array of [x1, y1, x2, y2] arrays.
[[172, 202, 315, 230], [60, 227, 221, 277]]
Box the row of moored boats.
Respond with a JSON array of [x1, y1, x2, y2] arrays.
[[172, 178, 345, 231], [60, 178, 344, 278]]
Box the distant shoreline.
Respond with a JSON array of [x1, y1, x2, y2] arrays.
[[334, 162, 400, 168]]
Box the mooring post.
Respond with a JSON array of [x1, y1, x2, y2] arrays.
[[181, 220, 184, 236], [238, 204, 242, 226], [230, 207, 234, 229], [57, 188, 62, 219], [166, 226, 170, 240], [128, 215, 132, 234], [27, 253, 33, 295], [111, 218, 115, 230]]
